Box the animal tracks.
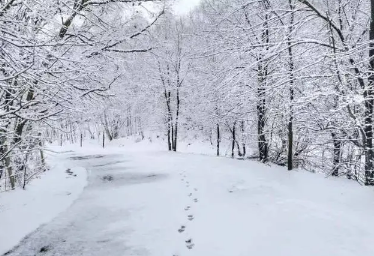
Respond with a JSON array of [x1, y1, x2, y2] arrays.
[[177, 171, 200, 251], [185, 239, 195, 250], [178, 226, 186, 233]]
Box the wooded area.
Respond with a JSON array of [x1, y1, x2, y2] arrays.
[[2, 0, 374, 190]]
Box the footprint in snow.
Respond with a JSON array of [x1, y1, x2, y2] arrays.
[[178, 226, 186, 233], [188, 193, 192, 197], [185, 239, 195, 249], [39, 245, 51, 253], [185, 206, 190, 211], [194, 198, 198, 203], [188, 215, 194, 221]]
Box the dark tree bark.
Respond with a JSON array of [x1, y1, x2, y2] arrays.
[[257, 5, 269, 163], [172, 84, 180, 152], [287, 0, 295, 171], [102, 133, 105, 148], [217, 123, 220, 156], [241, 121, 246, 157], [364, 0, 374, 185], [331, 132, 341, 176], [257, 83, 268, 162], [2, 86, 15, 189], [232, 122, 236, 158], [164, 89, 172, 151], [161, 62, 173, 151]]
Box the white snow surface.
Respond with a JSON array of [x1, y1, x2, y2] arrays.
[[2, 138, 374, 256], [0, 150, 88, 255]]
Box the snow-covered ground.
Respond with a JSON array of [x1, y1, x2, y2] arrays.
[[2, 138, 374, 256], [0, 150, 88, 255]]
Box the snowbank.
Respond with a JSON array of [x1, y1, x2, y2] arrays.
[[0, 151, 88, 255]]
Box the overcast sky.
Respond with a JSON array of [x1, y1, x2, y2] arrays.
[[173, 0, 202, 15]]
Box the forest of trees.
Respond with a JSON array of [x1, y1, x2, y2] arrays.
[[2, 0, 374, 190]]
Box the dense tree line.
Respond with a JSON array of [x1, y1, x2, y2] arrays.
[[3, 0, 374, 190], [130, 0, 374, 185], [0, 0, 164, 190]]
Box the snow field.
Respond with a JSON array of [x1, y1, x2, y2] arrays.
[[0, 150, 88, 255], [1, 138, 374, 256]]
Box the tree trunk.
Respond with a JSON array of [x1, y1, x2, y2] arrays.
[[167, 122, 172, 151], [138, 117, 145, 140], [59, 0, 87, 38], [102, 133, 105, 148], [257, 86, 268, 162], [164, 89, 172, 151], [217, 123, 220, 156], [232, 122, 236, 158], [104, 126, 113, 141], [331, 132, 341, 176], [287, 0, 295, 171], [172, 81, 181, 152], [257, 9, 269, 163], [365, 0, 374, 185], [241, 121, 246, 157], [4, 147, 15, 190], [171, 125, 175, 150], [167, 123, 172, 151]]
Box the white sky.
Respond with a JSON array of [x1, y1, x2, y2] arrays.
[[173, 0, 202, 15]]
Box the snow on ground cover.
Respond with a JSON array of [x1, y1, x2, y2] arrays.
[[0, 149, 88, 255], [106, 138, 374, 256], [3, 138, 374, 256]]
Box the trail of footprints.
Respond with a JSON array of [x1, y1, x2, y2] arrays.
[[178, 171, 199, 251]]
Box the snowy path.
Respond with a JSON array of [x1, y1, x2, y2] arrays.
[[4, 146, 374, 256]]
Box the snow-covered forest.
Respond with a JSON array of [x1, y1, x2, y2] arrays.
[[2, 0, 374, 189], [2, 0, 374, 255]]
